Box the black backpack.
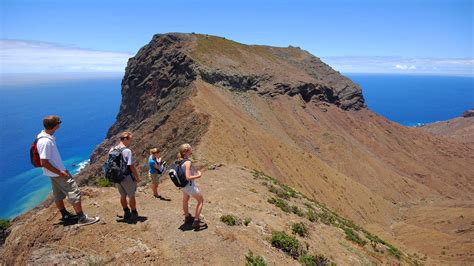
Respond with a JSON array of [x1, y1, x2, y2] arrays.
[[103, 147, 130, 183], [169, 159, 189, 187]]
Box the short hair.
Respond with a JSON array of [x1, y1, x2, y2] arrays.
[[43, 115, 61, 130], [119, 131, 133, 141], [150, 148, 159, 155]]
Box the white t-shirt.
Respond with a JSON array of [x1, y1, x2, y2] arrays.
[[36, 131, 66, 177]]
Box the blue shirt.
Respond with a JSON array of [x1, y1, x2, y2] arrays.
[[148, 156, 159, 174]]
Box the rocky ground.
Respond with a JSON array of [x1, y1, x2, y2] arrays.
[[1, 166, 411, 265]]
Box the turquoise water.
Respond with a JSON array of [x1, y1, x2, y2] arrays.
[[0, 74, 472, 219], [0, 78, 122, 218]]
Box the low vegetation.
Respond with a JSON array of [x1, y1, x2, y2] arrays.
[[0, 219, 11, 230], [291, 222, 308, 237], [306, 209, 318, 222], [98, 177, 112, 187], [268, 197, 291, 213], [291, 205, 305, 217], [271, 231, 302, 258], [341, 227, 367, 246], [252, 169, 414, 263], [298, 253, 332, 266], [221, 214, 238, 226], [245, 251, 266, 266], [244, 217, 252, 226], [387, 245, 402, 260]]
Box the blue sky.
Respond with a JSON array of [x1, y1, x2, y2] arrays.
[[1, 0, 473, 75]]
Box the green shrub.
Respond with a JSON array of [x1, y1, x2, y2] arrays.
[[342, 227, 367, 246], [304, 202, 315, 210], [387, 245, 401, 260], [269, 186, 291, 199], [319, 211, 336, 225], [292, 206, 305, 217], [244, 217, 252, 226], [0, 219, 10, 230], [306, 209, 318, 222], [281, 184, 298, 198], [98, 177, 112, 187], [271, 231, 301, 258], [245, 251, 266, 266], [221, 214, 238, 226], [298, 253, 331, 266], [268, 197, 290, 213], [291, 222, 308, 237]]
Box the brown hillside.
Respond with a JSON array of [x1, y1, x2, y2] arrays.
[[3, 33, 473, 264], [421, 110, 474, 144]]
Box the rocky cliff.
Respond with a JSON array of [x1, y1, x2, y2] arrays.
[[78, 33, 366, 185], [2, 33, 473, 264]]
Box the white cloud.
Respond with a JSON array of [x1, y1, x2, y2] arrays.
[[395, 64, 416, 70], [321, 56, 473, 76], [0, 40, 133, 73]]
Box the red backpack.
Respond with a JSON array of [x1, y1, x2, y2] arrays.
[[30, 137, 47, 167]]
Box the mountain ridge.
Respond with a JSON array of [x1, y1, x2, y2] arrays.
[[2, 33, 473, 264]]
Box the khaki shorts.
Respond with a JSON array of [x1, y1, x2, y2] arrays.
[[116, 175, 137, 198], [49, 174, 81, 204], [149, 172, 160, 184]]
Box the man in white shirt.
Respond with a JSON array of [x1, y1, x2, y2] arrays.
[[37, 115, 99, 226]]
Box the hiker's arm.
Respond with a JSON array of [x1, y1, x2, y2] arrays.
[[184, 162, 201, 180], [129, 164, 140, 182], [40, 159, 68, 177], [152, 159, 161, 170]]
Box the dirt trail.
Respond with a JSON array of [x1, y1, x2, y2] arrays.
[[1, 165, 406, 265]]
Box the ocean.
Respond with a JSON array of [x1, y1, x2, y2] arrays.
[[0, 74, 472, 219], [347, 74, 474, 126], [0, 78, 122, 218]]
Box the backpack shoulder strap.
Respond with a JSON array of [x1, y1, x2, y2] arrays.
[[35, 136, 49, 142], [179, 159, 190, 167]]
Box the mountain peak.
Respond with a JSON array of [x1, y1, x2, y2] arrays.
[[140, 33, 366, 111]]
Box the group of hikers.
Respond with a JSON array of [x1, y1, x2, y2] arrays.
[[33, 115, 206, 230]]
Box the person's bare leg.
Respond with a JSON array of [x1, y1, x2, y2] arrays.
[[71, 201, 83, 214], [55, 200, 65, 210], [192, 193, 204, 219], [120, 196, 128, 208], [182, 192, 190, 216], [129, 197, 136, 210], [151, 183, 158, 196]]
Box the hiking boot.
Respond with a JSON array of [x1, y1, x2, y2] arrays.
[[192, 219, 207, 230], [130, 210, 139, 221], [184, 214, 194, 224], [77, 215, 100, 226], [123, 210, 132, 221], [60, 212, 78, 222]]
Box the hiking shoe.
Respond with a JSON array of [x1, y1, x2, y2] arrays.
[[60, 213, 78, 222], [77, 215, 100, 226], [192, 219, 207, 230], [184, 214, 194, 224], [123, 211, 132, 220], [130, 211, 139, 221]]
